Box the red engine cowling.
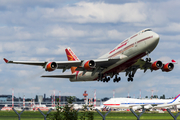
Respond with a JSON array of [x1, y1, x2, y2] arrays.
[[162, 63, 174, 72], [82, 60, 96, 70], [45, 62, 57, 72], [151, 61, 163, 70]]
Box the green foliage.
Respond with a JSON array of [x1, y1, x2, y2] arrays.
[[47, 96, 78, 120], [63, 96, 78, 120], [160, 94, 166, 99], [47, 96, 94, 120], [79, 105, 94, 120]]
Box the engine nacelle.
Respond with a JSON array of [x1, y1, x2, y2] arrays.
[[45, 62, 57, 72], [144, 104, 152, 109], [151, 61, 163, 70], [162, 63, 174, 72], [132, 106, 142, 110], [82, 60, 96, 70]]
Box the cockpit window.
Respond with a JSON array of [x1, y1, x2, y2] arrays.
[[142, 29, 152, 33], [144, 29, 152, 32]]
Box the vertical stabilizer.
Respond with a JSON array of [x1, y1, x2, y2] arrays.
[[168, 94, 180, 104], [173, 94, 180, 103], [65, 47, 80, 73]]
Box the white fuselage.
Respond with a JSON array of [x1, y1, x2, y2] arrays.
[[103, 97, 178, 109], [70, 29, 160, 81]]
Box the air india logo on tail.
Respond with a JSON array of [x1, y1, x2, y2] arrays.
[[67, 55, 74, 61], [65, 48, 79, 61], [65, 48, 80, 74]]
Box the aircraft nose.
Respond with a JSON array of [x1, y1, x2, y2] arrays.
[[154, 33, 160, 41], [146, 32, 160, 52], [150, 32, 160, 46]]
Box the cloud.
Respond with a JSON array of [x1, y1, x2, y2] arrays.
[[48, 26, 87, 38], [36, 47, 49, 54], [2, 42, 29, 52], [63, 2, 147, 23]]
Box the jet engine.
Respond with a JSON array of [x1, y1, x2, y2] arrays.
[[151, 61, 163, 70], [132, 106, 142, 110], [45, 62, 57, 72], [82, 60, 96, 70], [162, 63, 174, 72]]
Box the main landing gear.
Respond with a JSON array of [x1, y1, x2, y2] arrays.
[[97, 73, 121, 83], [102, 76, 110, 82], [127, 73, 134, 82], [113, 75, 121, 83], [97, 73, 110, 83], [126, 67, 136, 82]]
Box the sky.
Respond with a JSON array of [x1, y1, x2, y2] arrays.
[[1, 0, 180, 99]]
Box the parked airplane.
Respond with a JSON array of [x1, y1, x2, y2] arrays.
[[103, 94, 180, 110], [4, 28, 176, 82], [93, 101, 105, 111]]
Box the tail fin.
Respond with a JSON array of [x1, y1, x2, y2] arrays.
[[65, 47, 80, 74], [173, 94, 180, 102], [169, 94, 180, 104]]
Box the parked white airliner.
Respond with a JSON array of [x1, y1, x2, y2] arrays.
[[4, 28, 176, 82], [104, 94, 180, 110]]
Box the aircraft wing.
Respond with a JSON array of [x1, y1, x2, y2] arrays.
[[132, 59, 153, 72], [125, 58, 175, 76], [75, 54, 127, 72], [4, 54, 127, 73], [4, 58, 47, 66], [4, 58, 82, 70], [41, 74, 76, 78]]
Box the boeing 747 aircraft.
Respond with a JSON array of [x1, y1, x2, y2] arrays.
[[103, 94, 180, 110], [4, 28, 176, 82]]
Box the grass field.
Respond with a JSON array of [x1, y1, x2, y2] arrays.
[[0, 111, 180, 120]]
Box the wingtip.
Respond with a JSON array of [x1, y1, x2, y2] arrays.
[[172, 59, 176, 63], [3, 58, 8, 63]]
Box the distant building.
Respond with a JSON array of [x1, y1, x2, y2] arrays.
[[0, 95, 12, 102]]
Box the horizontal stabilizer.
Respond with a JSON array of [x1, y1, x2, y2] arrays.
[[41, 74, 76, 78]]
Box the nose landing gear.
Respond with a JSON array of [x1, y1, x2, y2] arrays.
[[146, 58, 151, 62], [126, 68, 136, 82], [146, 51, 151, 62]]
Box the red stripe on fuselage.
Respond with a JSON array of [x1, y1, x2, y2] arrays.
[[137, 36, 153, 43], [109, 43, 134, 58], [109, 36, 153, 58], [104, 104, 120, 106]]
